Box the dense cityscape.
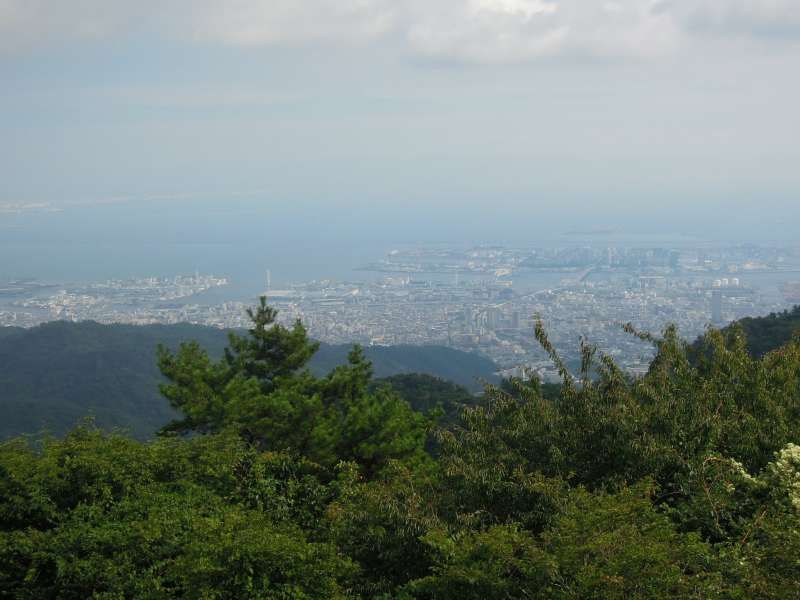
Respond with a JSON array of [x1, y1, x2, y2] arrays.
[[3, 243, 798, 380]]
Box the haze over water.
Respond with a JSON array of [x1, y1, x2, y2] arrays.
[[1, 195, 796, 306]]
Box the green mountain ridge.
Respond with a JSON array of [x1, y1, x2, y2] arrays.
[[688, 305, 800, 360], [721, 305, 800, 357], [0, 320, 497, 440]]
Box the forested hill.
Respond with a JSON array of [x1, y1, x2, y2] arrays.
[[0, 321, 497, 440], [0, 326, 22, 340], [370, 373, 482, 425], [690, 305, 800, 358], [727, 305, 800, 357]]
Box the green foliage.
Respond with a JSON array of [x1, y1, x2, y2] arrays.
[[372, 373, 480, 424], [158, 299, 432, 475], [539, 484, 722, 598], [0, 426, 355, 599], [499, 375, 562, 401], [406, 525, 552, 599], [435, 387, 571, 532], [408, 485, 721, 599], [225, 297, 321, 393], [4, 303, 800, 597], [0, 320, 496, 440], [716, 305, 800, 358], [439, 321, 800, 498], [328, 461, 442, 596]]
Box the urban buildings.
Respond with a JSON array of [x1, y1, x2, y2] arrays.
[[1, 243, 798, 380]]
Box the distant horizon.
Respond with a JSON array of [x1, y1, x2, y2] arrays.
[[2, 1, 800, 238]]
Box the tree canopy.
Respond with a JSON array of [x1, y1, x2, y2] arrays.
[[4, 300, 800, 598], [0, 319, 496, 440]]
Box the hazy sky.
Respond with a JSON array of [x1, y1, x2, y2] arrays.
[[1, 1, 799, 238]]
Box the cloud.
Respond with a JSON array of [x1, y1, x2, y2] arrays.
[[180, 0, 682, 62], [404, 0, 680, 63], [0, 0, 149, 52], [0, 0, 798, 62], [0, 0, 401, 54], [175, 0, 398, 46], [661, 0, 800, 38]]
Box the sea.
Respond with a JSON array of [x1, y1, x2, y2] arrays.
[[1, 199, 798, 306]]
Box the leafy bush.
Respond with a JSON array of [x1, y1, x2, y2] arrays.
[[3, 301, 800, 597]]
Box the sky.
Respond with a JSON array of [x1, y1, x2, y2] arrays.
[[1, 0, 799, 241]]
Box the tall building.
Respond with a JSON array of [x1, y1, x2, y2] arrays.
[[711, 290, 723, 324]]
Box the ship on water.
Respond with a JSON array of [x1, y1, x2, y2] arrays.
[[781, 282, 800, 303]]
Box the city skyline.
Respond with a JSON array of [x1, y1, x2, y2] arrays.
[[3, 241, 798, 381]]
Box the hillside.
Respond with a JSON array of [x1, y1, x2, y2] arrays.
[[370, 373, 480, 424], [0, 321, 497, 440], [727, 305, 800, 357], [0, 326, 23, 340], [689, 305, 800, 359]]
